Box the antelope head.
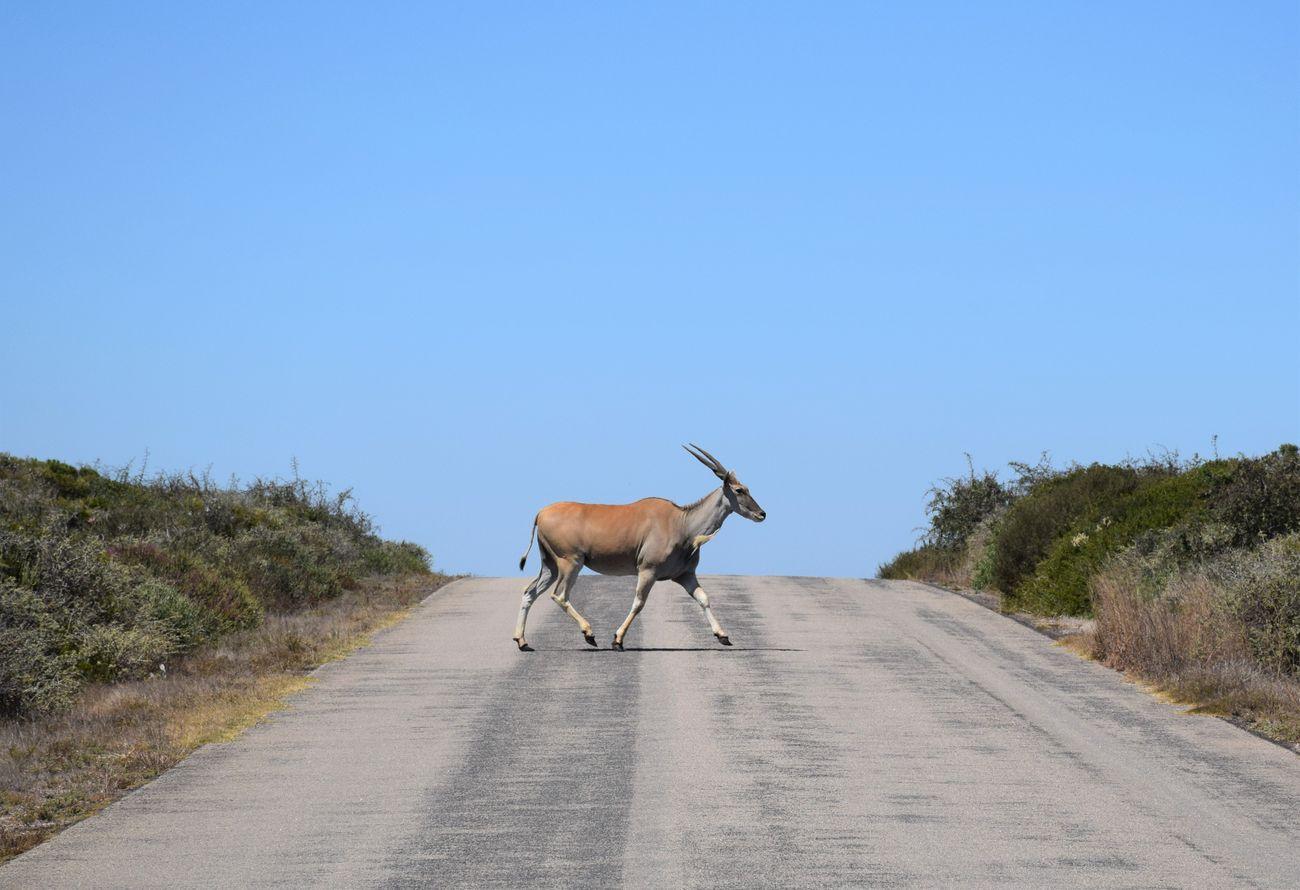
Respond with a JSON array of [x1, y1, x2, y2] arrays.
[[683, 443, 767, 522]]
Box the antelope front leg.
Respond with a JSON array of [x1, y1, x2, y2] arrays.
[[552, 594, 597, 647], [551, 558, 598, 648], [612, 569, 655, 650], [677, 572, 731, 646]]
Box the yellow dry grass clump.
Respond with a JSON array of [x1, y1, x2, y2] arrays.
[[1084, 559, 1300, 748]]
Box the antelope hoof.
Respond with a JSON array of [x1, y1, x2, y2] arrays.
[[584, 633, 598, 648], [515, 638, 533, 652], [717, 634, 732, 646], [612, 639, 624, 651]]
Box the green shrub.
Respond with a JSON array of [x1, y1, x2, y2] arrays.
[[1217, 533, 1300, 674], [970, 530, 1000, 590], [2, 530, 136, 625], [76, 623, 177, 683], [0, 582, 79, 717], [1208, 445, 1300, 547], [922, 460, 1014, 549], [1132, 516, 1239, 562], [0, 452, 434, 717], [362, 540, 431, 576], [114, 539, 263, 631], [1016, 465, 1220, 615], [989, 464, 1145, 608], [37, 460, 104, 500], [237, 525, 353, 608], [131, 579, 206, 653]]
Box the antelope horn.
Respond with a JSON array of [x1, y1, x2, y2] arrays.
[[689, 443, 730, 477], [683, 443, 728, 479]]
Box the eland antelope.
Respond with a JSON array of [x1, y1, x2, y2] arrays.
[[514, 444, 766, 651]]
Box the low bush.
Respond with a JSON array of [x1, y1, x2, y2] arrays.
[[362, 540, 433, 576], [0, 582, 79, 717], [877, 545, 962, 581], [1207, 444, 1300, 547], [1089, 555, 1300, 739], [876, 457, 1014, 587], [883, 444, 1300, 746], [991, 463, 1147, 609], [76, 624, 177, 684], [130, 580, 206, 653], [113, 539, 263, 631], [1216, 534, 1300, 674], [237, 525, 356, 609], [0, 454, 433, 718], [922, 459, 1014, 549], [1015, 465, 1221, 615]]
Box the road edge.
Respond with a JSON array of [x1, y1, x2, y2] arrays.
[[914, 579, 1300, 757], [0, 575, 467, 869]]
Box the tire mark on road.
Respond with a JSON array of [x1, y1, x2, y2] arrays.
[[390, 576, 642, 888]]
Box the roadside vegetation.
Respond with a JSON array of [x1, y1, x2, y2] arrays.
[[879, 444, 1300, 748], [0, 454, 449, 860]]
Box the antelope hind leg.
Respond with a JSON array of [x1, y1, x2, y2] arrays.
[[613, 570, 656, 649], [513, 557, 556, 651]]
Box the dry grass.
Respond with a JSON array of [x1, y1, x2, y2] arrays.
[[926, 554, 975, 589], [949, 521, 997, 590], [1085, 562, 1300, 750], [0, 572, 452, 862], [880, 521, 995, 591], [1092, 566, 1248, 676]]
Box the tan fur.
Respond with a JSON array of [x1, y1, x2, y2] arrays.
[[538, 499, 691, 578]]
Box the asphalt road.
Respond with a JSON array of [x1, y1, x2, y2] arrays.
[[5, 575, 1300, 888]]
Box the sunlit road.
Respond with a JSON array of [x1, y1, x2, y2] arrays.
[[5, 575, 1300, 887]]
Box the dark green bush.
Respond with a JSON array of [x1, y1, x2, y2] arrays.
[[989, 464, 1146, 608], [1208, 445, 1300, 547], [922, 459, 1014, 549], [37, 460, 105, 500], [1016, 465, 1221, 615]]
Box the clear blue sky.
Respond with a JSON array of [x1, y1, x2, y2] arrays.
[[3, 3, 1297, 577]]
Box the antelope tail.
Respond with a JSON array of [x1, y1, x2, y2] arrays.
[[519, 515, 538, 570]]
